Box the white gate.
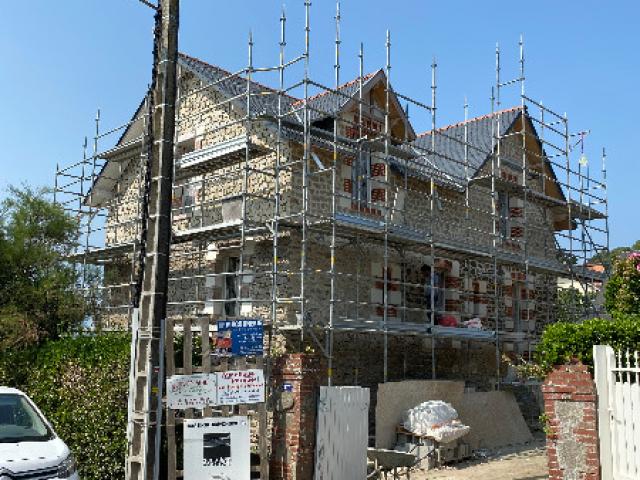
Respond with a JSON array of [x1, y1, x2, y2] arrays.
[[594, 345, 640, 480], [315, 386, 370, 480]]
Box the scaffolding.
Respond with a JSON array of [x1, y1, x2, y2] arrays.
[[54, 1, 609, 475]]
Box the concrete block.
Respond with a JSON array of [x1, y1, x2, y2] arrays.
[[450, 260, 460, 278], [456, 391, 533, 450]]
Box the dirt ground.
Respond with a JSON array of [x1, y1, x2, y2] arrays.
[[411, 437, 548, 480]]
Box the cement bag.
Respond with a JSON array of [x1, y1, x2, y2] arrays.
[[403, 400, 470, 443]]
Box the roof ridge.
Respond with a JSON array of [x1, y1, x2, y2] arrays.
[[291, 69, 382, 107], [416, 106, 523, 137], [178, 52, 298, 100]]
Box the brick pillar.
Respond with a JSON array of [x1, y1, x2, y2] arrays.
[[270, 354, 325, 480], [542, 362, 600, 480]]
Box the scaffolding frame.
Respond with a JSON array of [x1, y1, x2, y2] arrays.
[[54, 2, 610, 474]]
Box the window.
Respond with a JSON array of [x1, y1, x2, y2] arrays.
[[498, 191, 509, 240], [224, 256, 240, 317], [173, 182, 200, 217], [420, 265, 446, 319], [0, 394, 52, 443], [352, 149, 370, 208]]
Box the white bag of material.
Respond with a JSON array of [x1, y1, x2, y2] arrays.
[[402, 400, 470, 443]]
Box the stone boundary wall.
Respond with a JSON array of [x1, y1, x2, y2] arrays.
[[542, 362, 600, 480]]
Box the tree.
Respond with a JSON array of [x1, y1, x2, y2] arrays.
[[0, 186, 84, 349], [590, 240, 640, 267], [604, 252, 640, 316], [556, 286, 595, 323]]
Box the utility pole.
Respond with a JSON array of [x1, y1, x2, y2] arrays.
[[127, 1, 179, 479]]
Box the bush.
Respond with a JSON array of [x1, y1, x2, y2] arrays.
[[0, 333, 130, 480], [535, 315, 640, 373]]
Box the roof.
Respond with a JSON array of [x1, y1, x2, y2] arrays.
[[91, 55, 555, 204], [178, 53, 297, 117], [394, 107, 523, 190], [294, 70, 381, 122]]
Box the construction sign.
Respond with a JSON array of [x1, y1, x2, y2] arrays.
[[184, 416, 250, 480], [217, 369, 265, 405], [215, 319, 263, 356], [167, 369, 265, 409]]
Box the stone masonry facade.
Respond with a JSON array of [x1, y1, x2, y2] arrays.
[[98, 60, 565, 370]]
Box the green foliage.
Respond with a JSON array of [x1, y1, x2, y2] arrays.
[[605, 252, 640, 315], [539, 412, 552, 436], [0, 333, 130, 480], [535, 315, 640, 373], [556, 287, 595, 323], [0, 186, 84, 346], [590, 240, 640, 265], [501, 354, 546, 381]]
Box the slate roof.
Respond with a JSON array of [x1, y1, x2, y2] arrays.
[[179, 54, 382, 125], [94, 54, 535, 202], [292, 70, 381, 122], [392, 107, 523, 190], [178, 53, 297, 117]]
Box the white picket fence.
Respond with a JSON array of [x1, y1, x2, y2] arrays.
[[594, 345, 640, 480], [315, 386, 370, 480]]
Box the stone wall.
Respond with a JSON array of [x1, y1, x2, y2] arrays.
[[542, 362, 600, 480]]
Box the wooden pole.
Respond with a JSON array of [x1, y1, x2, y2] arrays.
[[127, 1, 179, 478]]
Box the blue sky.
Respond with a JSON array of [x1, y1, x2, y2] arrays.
[[0, 1, 637, 248]]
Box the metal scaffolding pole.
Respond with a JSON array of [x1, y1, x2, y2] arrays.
[[327, 0, 341, 386]]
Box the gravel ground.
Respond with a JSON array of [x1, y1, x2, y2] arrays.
[[410, 436, 548, 480]]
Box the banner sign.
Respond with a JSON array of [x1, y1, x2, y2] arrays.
[[168, 369, 264, 409], [217, 369, 265, 406], [216, 319, 263, 356], [167, 374, 218, 410], [184, 416, 250, 480]]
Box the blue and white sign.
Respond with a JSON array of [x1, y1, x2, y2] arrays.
[[215, 319, 264, 356]]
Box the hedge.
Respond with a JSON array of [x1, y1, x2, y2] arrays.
[[0, 333, 130, 480], [535, 314, 640, 373]]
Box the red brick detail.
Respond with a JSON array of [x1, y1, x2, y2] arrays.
[[343, 157, 353, 167], [511, 271, 526, 281], [520, 309, 535, 321], [509, 207, 524, 217], [542, 362, 600, 480], [500, 170, 519, 183], [350, 203, 382, 217], [371, 188, 386, 202], [343, 178, 353, 193], [371, 163, 386, 177], [444, 277, 461, 289], [270, 354, 326, 480], [511, 226, 524, 238]]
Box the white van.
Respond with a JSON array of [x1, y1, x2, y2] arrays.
[[0, 387, 78, 479]]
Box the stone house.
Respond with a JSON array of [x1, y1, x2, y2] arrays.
[[86, 52, 598, 389]]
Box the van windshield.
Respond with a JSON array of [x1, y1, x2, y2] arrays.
[[0, 394, 52, 443]]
